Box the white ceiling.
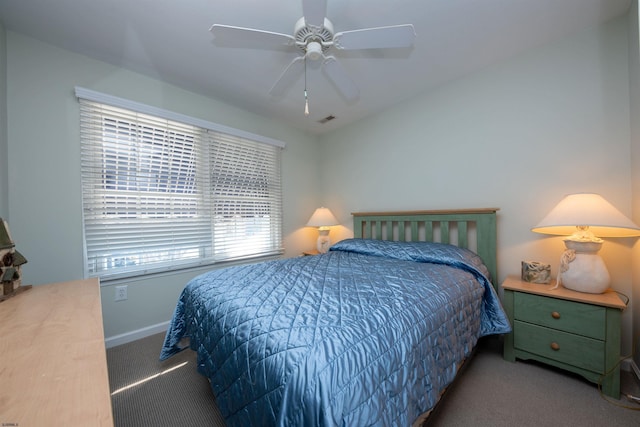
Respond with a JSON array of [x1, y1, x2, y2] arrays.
[[0, 0, 632, 134]]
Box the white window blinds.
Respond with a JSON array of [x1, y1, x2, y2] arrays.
[[79, 96, 283, 280], [209, 133, 283, 260]]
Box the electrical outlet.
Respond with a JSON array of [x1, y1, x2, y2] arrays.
[[115, 285, 128, 302]]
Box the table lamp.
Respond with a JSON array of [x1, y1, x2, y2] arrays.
[[531, 193, 640, 294], [306, 207, 339, 253]]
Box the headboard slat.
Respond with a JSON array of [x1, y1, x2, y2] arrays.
[[410, 221, 419, 241], [425, 221, 433, 241], [440, 221, 450, 244], [398, 222, 406, 241], [457, 221, 468, 248]]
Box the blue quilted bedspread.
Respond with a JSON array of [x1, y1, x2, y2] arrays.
[[160, 239, 510, 426]]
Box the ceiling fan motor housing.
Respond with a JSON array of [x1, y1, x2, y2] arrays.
[[294, 17, 334, 59]]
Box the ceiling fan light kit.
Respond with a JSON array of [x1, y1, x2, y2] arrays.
[[209, 0, 416, 116], [305, 41, 323, 61]]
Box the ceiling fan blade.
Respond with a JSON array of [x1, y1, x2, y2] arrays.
[[269, 56, 305, 97], [334, 24, 416, 50], [322, 56, 359, 102], [210, 24, 295, 47], [302, 0, 327, 29]]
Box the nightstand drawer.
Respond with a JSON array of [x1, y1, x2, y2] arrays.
[[514, 292, 605, 340], [514, 320, 604, 373]]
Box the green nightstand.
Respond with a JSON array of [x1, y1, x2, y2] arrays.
[[502, 275, 626, 399]]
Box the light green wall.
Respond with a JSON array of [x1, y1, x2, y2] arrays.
[[629, 0, 640, 370], [320, 16, 636, 355], [5, 32, 321, 339], [0, 22, 7, 220]]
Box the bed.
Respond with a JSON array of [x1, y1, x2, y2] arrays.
[[160, 209, 511, 426]]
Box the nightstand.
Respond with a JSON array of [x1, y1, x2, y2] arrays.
[[502, 275, 626, 399], [302, 250, 320, 256]]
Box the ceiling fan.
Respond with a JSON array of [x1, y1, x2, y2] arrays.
[[209, 0, 415, 112]]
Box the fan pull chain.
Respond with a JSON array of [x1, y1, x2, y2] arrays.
[[304, 59, 309, 116], [304, 91, 309, 116]]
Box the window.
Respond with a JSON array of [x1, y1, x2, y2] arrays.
[[77, 89, 283, 280]]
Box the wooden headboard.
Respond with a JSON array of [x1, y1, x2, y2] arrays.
[[352, 209, 499, 287]]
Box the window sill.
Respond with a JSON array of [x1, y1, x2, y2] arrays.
[[95, 253, 284, 286]]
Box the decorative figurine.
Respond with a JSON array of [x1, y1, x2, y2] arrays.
[[0, 218, 30, 301], [521, 260, 551, 284]]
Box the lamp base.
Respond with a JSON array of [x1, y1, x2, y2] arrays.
[[316, 229, 331, 254], [558, 240, 610, 294]]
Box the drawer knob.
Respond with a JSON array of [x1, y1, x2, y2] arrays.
[[551, 311, 561, 319], [550, 342, 560, 351]]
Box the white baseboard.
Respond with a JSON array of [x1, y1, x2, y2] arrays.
[[105, 321, 170, 349]]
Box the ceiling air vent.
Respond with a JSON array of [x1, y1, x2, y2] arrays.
[[318, 115, 336, 124]]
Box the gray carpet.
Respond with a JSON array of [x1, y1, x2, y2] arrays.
[[107, 333, 224, 427], [107, 333, 640, 426], [426, 338, 640, 427]]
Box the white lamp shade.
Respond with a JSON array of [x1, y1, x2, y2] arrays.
[[306, 207, 339, 228], [531, 193, 640, 238]]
